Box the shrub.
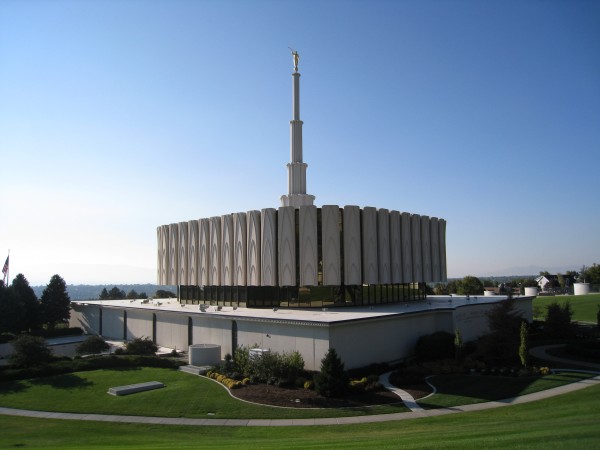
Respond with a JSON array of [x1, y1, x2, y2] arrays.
[[415, 331, 455, 361], [32, 327, 83, 339], [314, 348, 348, 398], [76, 335, 110, 355], [9, 334, 52, 368], [518, 321, 529, 368], [303, 379, 314, 390], [124, 337, 157, 355], [545, 302, 573, 338]]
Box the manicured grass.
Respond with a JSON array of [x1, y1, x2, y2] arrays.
[[533, 293, 600, 323], [0, 367, 406, 419], [0, 382, 598, 449], [418, 372, 593, 408]]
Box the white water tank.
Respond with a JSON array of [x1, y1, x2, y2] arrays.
[[574, 283, 590, 296], [524, 287, 538, 297]]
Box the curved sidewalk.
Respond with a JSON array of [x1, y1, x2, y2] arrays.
[[529, 344, 600, 370], [0, 374, 599, 427]]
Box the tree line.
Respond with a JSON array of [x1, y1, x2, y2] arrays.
[[0, 274, 70, 335], [98, 287, 175, 300]]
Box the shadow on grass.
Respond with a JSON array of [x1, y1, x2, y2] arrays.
[[29, 373, 93, 390], [418, 371, 595, 409], [418, 375, 539, 409], [0, 380, 27, 395]]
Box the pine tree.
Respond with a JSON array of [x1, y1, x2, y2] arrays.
[[314, 348, 348, 398], [41, 274, 71, 329], [519, 321, 529, 368]]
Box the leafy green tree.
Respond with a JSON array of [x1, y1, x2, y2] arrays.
[[454, 328, 463, 361], [480, 298, 523, 364], [519, 321, 529, 368], [76, 335, 110, 355], [99, 288, 109, 300], [139, 292, 148, 299], [458, 276, 484, 295], [434, 283, 449, 295], [40, 275, 71, 329], [108, 287, 126, 300], [9, 334, 52, 367], [545, 302, 573, 338], [10, 273, 42, 332], [581, 263, 600, 284], [0, 282, 23, 334], [126, 289, 139, 299], [155, 289, 176, 299], [314, 348, 348, 398]]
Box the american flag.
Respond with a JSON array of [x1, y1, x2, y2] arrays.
[[2, 256, 8, 280]]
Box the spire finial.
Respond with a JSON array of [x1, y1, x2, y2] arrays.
[[289, 47, 299, 72]]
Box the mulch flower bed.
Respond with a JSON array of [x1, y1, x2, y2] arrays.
[[230, 383, 414, 409]]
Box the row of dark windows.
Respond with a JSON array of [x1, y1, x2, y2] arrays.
[[178, 283, 427, 308]]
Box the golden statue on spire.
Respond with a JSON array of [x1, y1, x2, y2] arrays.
[[289, 48, 300, 72]]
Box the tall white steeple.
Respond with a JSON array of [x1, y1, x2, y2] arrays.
[[280, 50, 315, 208]]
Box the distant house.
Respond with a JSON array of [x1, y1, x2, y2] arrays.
[[535, 274, 576, 292]]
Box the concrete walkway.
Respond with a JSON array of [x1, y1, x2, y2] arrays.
[[378, 371, 424, 412]]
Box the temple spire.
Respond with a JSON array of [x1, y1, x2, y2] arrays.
[[281, 50, 315, 208]]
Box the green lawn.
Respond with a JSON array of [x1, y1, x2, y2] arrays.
[[533, 293, 600, 322], [0, 367, 406, 419], [0, 382, 598, 449], [418, 372, 593, 408]]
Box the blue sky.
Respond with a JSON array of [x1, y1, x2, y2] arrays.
[[1, 0, 598, 285]]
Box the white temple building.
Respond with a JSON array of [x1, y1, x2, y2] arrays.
[[70, 54, 532, 370]]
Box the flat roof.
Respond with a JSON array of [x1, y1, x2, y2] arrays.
[[72, 295, 529, 325]]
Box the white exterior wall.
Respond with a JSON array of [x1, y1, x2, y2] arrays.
[[420, 216, 432, 282], [235, 320, 330, 371], [155, 312, 189, 350], [247, 210, 261, 286], [199, 219, 210, 286], [361, 207, 379, 284], [188, 220, 199, 285], [209, 217, 221, 286], [168, 223, 179, 285], [439, 219, 448, 282], [278, 206, 296, 286], [102, 308, 125, 340], [321, 205, 341, 285], [233, 213, 247, 286], [411, 214, 423, 282], [377, 208, 391, 284], [157, 205, 448, 287], [157, 227, 163, 285], [221, 214, 234, 286], [69, 304, 101, 335], [401, 212, 413, 283], [71, 296, 533, 372], [390, 210, 403, 284], [343, 206, 362, 285], [261, 208, 277, 286], [178, 222, 189, 285], [430, 218, 441, 282], [299, 205, 318, 286], [330, 311, 454, 369], [126, 309, 153, 341]]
